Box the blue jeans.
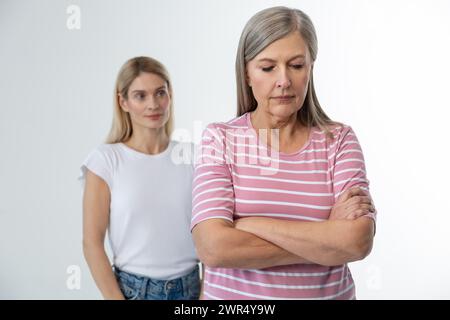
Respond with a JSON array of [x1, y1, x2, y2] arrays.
[[113, 265, 201, 300]]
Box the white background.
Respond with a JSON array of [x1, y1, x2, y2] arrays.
[[1, 0, 449, 299]]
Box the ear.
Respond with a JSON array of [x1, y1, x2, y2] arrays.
[[118, 93, 129, 112], [245, 71, 252, 88], [306, 62, 314, 81]]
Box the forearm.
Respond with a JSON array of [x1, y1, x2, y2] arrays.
[[218, 228, 312, 268], [236, 217, 373, 267], [83, 242, 124, 300], [194, 221, 312, 269]]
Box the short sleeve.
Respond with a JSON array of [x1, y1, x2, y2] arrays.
[[78, 147, 113, 190], [190, 124, 235, 231], [332, 126, 377, 223]]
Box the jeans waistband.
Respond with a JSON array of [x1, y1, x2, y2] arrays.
[[113, 264, 199, 283], [114, 264, 199, 297]]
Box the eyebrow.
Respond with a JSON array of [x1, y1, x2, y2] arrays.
[[256, 54, 306, 63], [131, 86, 166, 94]]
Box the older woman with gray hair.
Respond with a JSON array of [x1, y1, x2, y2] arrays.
[[191, 6, 376, 300]]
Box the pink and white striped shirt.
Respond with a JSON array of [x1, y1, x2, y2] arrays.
[[191, 112, 376, 300]]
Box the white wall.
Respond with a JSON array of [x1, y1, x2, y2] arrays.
[[0, 0, 449, 299]]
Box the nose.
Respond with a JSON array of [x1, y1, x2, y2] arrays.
[[145, 97, 158, 110], [275, 71, 291, 89]]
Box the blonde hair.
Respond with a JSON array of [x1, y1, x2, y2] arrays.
[[106, 56, 174, 143], [235, 6, 338, 137]]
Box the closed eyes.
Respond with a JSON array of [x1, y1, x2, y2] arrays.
[[261, 64, 304, 72]]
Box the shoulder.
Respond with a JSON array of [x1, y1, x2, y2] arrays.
[[313, 122, 356, 143], [80, 143, 121, 188], [94, 143, 120, 156], [208, 113, 247, 130], [332, 124, 359, 145], [332, 123, 354, 139], [319, 123, 365, 159], [203, 113, 249, 138], [84, 143, 122, 167]]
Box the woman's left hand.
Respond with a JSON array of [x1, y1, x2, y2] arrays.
[[330, 187, 375, 220]]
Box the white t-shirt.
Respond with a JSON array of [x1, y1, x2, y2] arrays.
[[79, 140, 198, 280]]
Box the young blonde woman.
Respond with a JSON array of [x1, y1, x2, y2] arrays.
[[80, 56, 200, 300]]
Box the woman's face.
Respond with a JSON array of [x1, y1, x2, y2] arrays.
[[120, 72, 170, 131], [246, 31, 313, 121]]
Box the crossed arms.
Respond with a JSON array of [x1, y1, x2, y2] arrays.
[[192, 187, 375, 269]]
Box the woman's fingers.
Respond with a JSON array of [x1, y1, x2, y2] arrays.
[[346, 203, 374, 214], [344, 195, 373, 208], [347, 209, 371, 220], [336, 187, 367, 203]]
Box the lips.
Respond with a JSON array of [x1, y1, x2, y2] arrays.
[[272, 95, 295, 105], [272, 95, 295, 99], [143, 114, 162, 119]]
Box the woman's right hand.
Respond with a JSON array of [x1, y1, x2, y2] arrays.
[[329, 187, 375, 220]]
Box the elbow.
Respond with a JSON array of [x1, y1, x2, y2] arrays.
[[347, 218, 375, 262], [195, 243, 223, 268], [350, 236, 373, 262], [82, 238, 89, 254], [82, 238, 92, 259], [192, 221, 234, 268], [360, 238, 374, 259], [199, 253, 222, 268], [312, 232, 374, 267], [194, 237, 226, 268], [82, 237, 103, 258]]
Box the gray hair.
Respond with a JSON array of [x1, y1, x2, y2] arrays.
[[236, 6, 336, 135]]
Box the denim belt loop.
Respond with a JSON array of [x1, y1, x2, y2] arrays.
[[140, 277, 150, 297], [164, 279, 175, 294]]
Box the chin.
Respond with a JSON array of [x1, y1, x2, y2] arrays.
[[138, 122, 166, 130], [269, 106, 298, 119]]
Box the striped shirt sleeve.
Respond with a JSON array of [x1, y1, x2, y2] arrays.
[[332, 126, 377, 223], [191, 124, 235, 231]]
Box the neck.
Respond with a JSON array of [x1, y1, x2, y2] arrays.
[[250, 109, 307, 153], [251, 109, 301, 137], [124, 126, 169, 155]]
